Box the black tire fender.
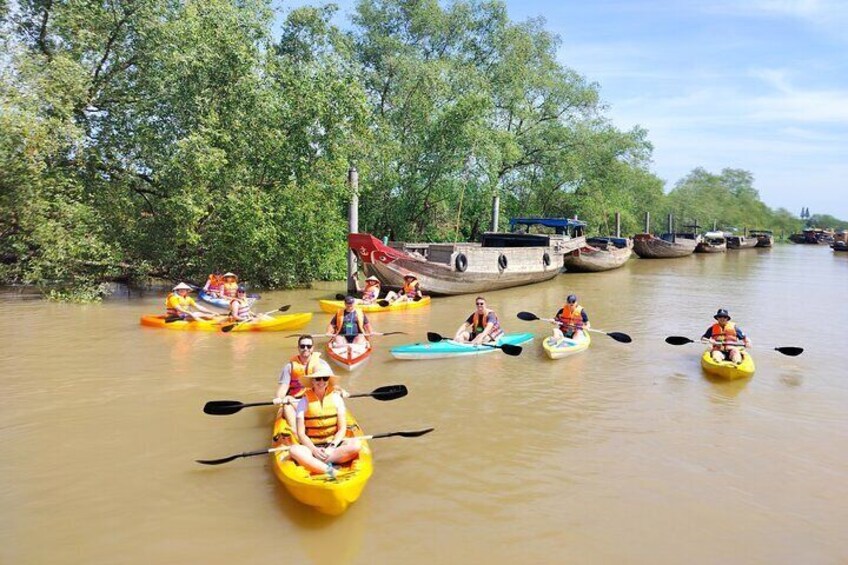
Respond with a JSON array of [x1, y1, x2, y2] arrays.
[[455, 253, 468, 272], [498, 253, 508, 271], [542, 252, 551, 267]]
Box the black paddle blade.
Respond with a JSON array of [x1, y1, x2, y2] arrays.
[[380, 331, 408, 337], [335, 293, 346, 300], [164, 315, 184, 323], [499, 343, 523, 356], [372, 428, 435, 439], [665, 336, 694, 345], [426, 332, 445, 343], [516, 311, 539, 321], [775, 346, 804, 357], [220, 323, 237, 333], [278, 305, 291, 312], [371, 385, 408, 401], [607, 332, 632, 343], [203, 401, 244, 415], [377, 299, 390, 307]]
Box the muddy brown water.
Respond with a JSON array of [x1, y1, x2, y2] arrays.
[[2, 245, 847, 564]]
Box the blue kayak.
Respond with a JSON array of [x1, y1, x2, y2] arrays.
[[197, 289, 257, 310], [390, 333, 534, 360]]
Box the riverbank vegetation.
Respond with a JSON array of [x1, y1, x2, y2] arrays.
[[0, 0, 836, 299]]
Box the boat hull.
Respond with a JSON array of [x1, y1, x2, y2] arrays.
[[197, 290, 256, 310], [350, 233, 584, 296], [390, 333, 534, 360], [562, 239, 632, 272], [318, 296, 431, 314], [139, 313, 312, 332], [700, 349, 755, 380], [326, 341, 372, 371], [632, 233, 697, 258], [726, 237, 758, 249], [271, 409, 372, 515], [542, 332, 591, 359]]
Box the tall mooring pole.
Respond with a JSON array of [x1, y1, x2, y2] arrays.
[[491, 194, 500, 232], [347, 166, 359, 295]]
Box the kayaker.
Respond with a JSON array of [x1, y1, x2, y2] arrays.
[[228, 286, 260, 322], [455, 296, 503, 345], [327, 296, 373, 347], [553, 294, 590, 340], [202, 272, 224, 298], [221, 272, 239, 298], [385, 274, 423, 303], [273, 335, 333, 431], [287, 366, 362, 478], [360, 275, 382, 304], [700, 308, 751, 364], [165, 282, 217, 321]]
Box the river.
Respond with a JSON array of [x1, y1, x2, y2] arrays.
[[2, 244, 846, 564]]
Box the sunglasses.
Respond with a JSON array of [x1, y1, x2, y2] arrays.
[[476, 302, 485, 306], [313, 376, 330, 381], [298, 343, 314, 349]]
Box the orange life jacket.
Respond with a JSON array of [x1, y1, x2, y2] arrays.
[[287, 353, 321, 396], [334, 308, 365, 336], [206, 275, 223, 293], [402, 279, 420, 295], [302, 386, 340, 443], [710, 322, 738, 346], [557, 304, 584, 329], [470, 309, 502, 336]]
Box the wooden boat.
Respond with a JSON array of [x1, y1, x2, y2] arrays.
[[695, 232, 726, 253], [833, 241, 848, 252], [350, 219, 586, 296], [562, 237, 632, 272], [326, 340, 372, 371], [790, 228, 835, 245], [632, 232, 699, 258], [748, 230, 774, 248], [271, 407, 372, 515], [726, 235, 758, 250]]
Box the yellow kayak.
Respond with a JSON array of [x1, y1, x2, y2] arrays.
[[139, 313, 313, 332], [542, 331, 591, 359], [318, 296, 431, 314], [270, 408, 373, 516], [700, 349, 756, 380]]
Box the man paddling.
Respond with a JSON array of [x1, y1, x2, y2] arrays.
[[165, 283, 217, 321], [455, 296, 503, 345], [700, 308, 751, 364], [553, 294, 590, 340], [327, 296, 374, 347], [274, 335, 334, 431]]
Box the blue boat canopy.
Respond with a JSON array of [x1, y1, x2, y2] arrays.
[[509, 217, 586, 235]]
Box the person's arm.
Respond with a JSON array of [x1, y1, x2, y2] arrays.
[[700, 328, 714, 344], [329, 395, 347, 447], [581, 310, 590, 329], [736, 327, 751, 347], [327, 317, 338, 336], [363, 314, 373, 335], [274, 363, 292, 401]]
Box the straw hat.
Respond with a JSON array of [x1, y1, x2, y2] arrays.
[[302, 362, 340, 386], [365, 276, 380, 283], [173, 282, 193, 292], [403, 273, 417, 280], [222, 272, 238, 278]]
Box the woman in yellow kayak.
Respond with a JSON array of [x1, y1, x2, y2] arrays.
[[553, 294, 590, 340], [165, 283, 217, 321], [287, 366, 362, 478], [700, 309, 751, 364], [385, 274, 423, 303], [227, 286, 268, 322], [454, 296, 503, 344]]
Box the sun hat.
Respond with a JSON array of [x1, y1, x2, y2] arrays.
[[173, 282, 193, 291], [365, 276, 380, 283], [302, 363, 339, 385], [223, 272, 237, 278], [714, 308, 731, 320], [403, 273, 417, 279]]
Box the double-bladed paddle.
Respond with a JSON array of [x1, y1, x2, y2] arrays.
[[516, 311, 632, 343], [195, 427, 435, 465], [203, 385, 408, 415], [664, 336, 803, 356], [220, 305, 291, 333], [425, 331, 522, 356], [283, 331, 407, 338]]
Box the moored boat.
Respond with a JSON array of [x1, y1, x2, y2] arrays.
[[790, 228, 835, 245], [326, 340, 372, 371], [270, 408, 372, 515], [139, 312, 312, 332], [632, 232, 699, 258], [562, 237, 632, 272], [748, 230, 774, 248], [700, 349, 755, 380], [695, 232, 727, 253], [542, 332, 591, 359], [350, 218, 586, 296], [390, 332, 534, 360], [726, 234, 758, 249], [318, 296, 431, 314]]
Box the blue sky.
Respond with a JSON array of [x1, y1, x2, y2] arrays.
[[282, 0, 848, 219]]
